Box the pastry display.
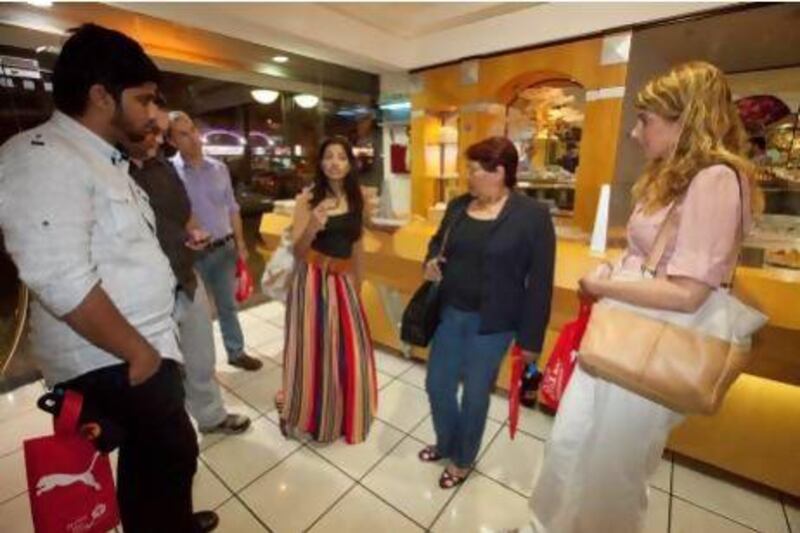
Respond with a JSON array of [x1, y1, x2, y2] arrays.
[[765, 248, 800, 269]]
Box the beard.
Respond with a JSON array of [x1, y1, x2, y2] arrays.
[[111, 106, 154, 145]]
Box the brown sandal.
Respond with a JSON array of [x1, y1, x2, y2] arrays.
[[439, 466, 469, 489], [274, 391, 288, 438], [418, 445, 443, 462]]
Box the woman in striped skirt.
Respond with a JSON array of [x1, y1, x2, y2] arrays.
[[276, 136, 378, 444]]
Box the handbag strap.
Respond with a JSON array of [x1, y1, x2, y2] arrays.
[[642, 166, 745, 281], [436, 203, 468, 261], [642, 200, 681, 276], [55, 389, 83, 436]]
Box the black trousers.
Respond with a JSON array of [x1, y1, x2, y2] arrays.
[[60, 359, 199, 533]]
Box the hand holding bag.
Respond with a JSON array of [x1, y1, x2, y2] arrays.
[[508, 345, 525, 439], [578, 176, 768, 415], [540, 300, 593, 411], [261, 227, 296, 303], [235, 256, 254, 303], [24, 390, 120, 533]]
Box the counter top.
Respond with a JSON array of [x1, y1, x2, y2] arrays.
[[260, 212, 800, 385]]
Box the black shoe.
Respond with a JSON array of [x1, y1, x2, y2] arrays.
[[194, 510, 219, 532], [229, 353, 264, 371], [199, 413, 251, 435]]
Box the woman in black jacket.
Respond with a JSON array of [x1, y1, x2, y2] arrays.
[[419, 136, 556, 488]]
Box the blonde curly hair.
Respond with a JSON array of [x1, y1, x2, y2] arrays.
[[632, 61, 762, 214]]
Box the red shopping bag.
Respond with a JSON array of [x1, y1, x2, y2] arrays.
[[539, 300, 592, 411], [235, 257, 254, 303], [508, 345, 525, 439], [24, 390, 119, 533]]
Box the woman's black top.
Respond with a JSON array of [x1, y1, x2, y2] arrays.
[[311, 210, 360, 258], [441, 215, 494, 312], [426, 192, 556, 353]]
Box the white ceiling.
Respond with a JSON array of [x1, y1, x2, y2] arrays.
[[321, 2, 536, 39], [116, 2, 730, 75], [120, 2, 731, 74]]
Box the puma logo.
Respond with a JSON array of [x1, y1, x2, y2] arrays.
[[35, 452, 102, 496]]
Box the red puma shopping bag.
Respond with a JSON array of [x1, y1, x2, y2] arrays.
[[24, 389, 119, 533]]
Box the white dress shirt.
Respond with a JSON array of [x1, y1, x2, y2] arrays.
[[0, 111, 182, 385]]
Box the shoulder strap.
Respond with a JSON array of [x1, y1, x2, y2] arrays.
[[642, 201, 681, 276], [643, 165, 745, 281], [437, 201, 469, 259]]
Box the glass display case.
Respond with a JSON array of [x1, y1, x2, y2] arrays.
[[424, 111, 460, 205], [506, 80, 585, 217], [730, 67, 800, 269]]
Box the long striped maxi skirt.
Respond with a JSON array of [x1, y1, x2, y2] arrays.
[[280, 253, 378, 444]]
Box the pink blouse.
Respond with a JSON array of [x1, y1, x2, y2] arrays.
[[621, 165, 751, 287]]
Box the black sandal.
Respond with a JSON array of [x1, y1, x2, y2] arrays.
[[439, 467, 469, 489], [418, 445, 443, 462]]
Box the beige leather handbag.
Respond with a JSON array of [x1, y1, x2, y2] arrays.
[[578, 186, 768, 415]]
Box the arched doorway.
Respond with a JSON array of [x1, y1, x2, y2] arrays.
[[505, 79, 586, 217]]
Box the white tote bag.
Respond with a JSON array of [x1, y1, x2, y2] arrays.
[[260, 228, 295, 303]]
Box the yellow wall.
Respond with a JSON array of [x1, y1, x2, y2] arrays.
[[410, 37, 629, 230]]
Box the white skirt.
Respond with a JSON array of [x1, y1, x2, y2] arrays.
[[526, 365, 684, 533]]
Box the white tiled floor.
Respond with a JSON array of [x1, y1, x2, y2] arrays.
[[0, 301, 795, 533]]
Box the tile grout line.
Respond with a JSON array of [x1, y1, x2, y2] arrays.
[[198, 444, 283, 533], [230, 491, 275, 532], [667, 452, 675, 533], [205, 438, 307, 510], [0, 488, 27, 508], [301, 482, 359, 533], [211, 490, 275, 533], [217, 443, 304, 533], [353, 479, 431, 531], [670, 493, 761, 532], [302, 433, 430, 531], [781, 494, 793, 533]]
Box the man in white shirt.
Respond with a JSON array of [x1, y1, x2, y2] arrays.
[[0, 24, 216, 533]]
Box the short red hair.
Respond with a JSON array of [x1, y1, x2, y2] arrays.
[[465, 136, 519, 187]]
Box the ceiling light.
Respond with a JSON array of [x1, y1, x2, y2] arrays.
[[293, 94, 319, 109], [251, 89, 280, 104], [27, 0, 53, 7], [272, 55, 289, 64]]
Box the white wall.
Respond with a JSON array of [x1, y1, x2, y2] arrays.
[[380, 123, 411, 218]]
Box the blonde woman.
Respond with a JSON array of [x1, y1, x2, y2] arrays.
[[517, 62, 760, 532]]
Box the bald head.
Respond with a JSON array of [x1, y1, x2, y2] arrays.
[[167, 110, 203, 162]]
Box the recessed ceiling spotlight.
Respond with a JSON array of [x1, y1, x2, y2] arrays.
[[272, 55, 289, 64]]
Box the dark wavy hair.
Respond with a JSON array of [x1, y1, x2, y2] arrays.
[[310, 136, 364, 237]]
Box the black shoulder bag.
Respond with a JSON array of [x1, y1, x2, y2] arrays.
[[401, 209, 463, 347]]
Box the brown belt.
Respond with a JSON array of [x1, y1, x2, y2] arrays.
[[305, 249, 353, 274]]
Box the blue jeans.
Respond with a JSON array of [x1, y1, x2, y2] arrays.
[[195, 241, 245, 362], [426, 306, 513, 468]]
